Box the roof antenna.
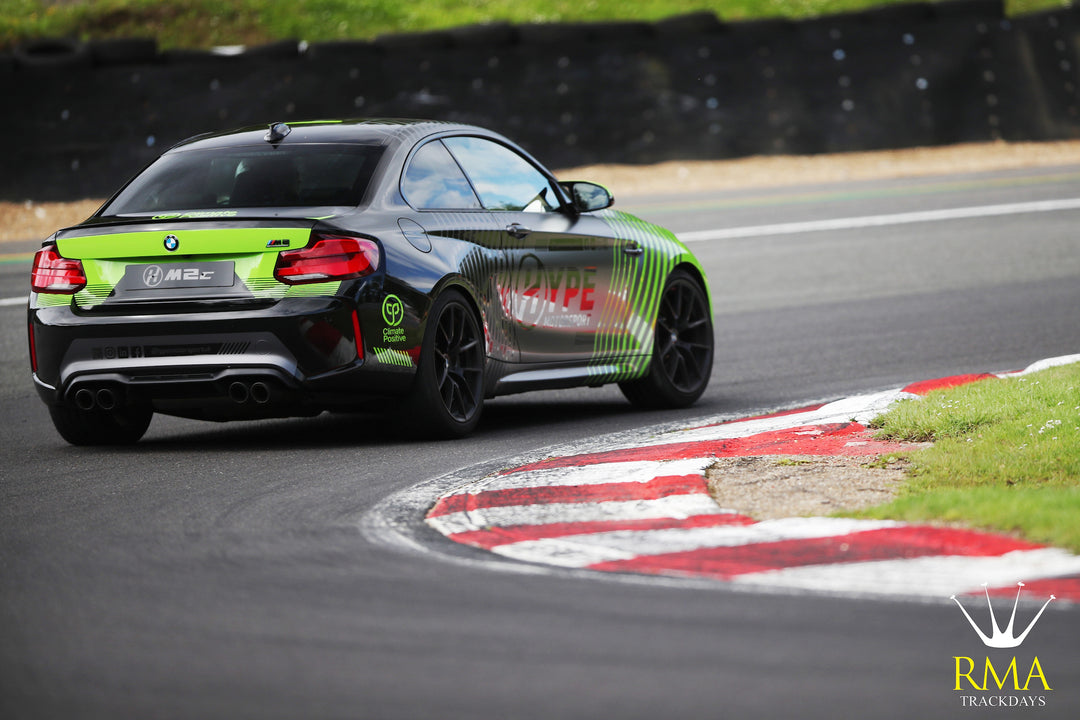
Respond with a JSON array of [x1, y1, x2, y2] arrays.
[[264, 122, 291, 144]]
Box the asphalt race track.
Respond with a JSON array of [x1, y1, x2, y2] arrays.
[[2, 165, 1079, 719]]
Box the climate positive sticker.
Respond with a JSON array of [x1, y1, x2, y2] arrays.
[[382, 294, 406, 343]]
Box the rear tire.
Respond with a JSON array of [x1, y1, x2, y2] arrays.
[[620, 269, 713, 409], [403, 290, 485, 438], [48, 404, 153, 446]]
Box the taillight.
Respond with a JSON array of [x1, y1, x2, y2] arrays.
[[31, 244, 86, 294], [274, 234, 380, 285]]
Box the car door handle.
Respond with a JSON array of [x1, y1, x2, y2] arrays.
[[506, 223, 531, 239], [622, 243, 644, 256]]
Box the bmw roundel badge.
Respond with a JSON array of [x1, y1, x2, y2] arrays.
[[163, 234, 179, 252]]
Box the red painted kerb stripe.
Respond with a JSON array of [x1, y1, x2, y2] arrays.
[[903, 373, 996, 395], [588, 526, 1045, 579], [505, 423, 911, 474], [428, 474, 709, 518]]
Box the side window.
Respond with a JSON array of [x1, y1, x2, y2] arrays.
[[443, 137, 559, 213], [402, 141, 481, 210]]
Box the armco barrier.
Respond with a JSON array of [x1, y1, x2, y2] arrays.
[[2, 0, 1078, 201]]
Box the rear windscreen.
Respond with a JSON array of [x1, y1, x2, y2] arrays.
[[101, 144, 386, 215]]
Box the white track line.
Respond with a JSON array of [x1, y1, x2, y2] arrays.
[[677, 197, 1080, 242]]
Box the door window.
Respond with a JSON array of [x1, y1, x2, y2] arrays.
[[443, 137, 559, 213]]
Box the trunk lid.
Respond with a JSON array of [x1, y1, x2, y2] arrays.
[[48, 219, 326, 309]]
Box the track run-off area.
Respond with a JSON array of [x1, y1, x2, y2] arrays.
[[404, 355, 1080, 602]]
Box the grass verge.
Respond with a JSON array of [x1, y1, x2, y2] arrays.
[[2, 0, 1072, 50], [858, 362, 1080, 551]]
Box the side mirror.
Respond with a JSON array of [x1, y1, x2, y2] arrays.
[[560, 181, 614, 213]]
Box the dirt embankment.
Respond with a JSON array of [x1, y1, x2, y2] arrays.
[[562, 139, 1080, 196], [705, 455, 913, 520], [1, 199, 104, 245]]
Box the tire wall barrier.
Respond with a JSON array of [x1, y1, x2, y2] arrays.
[[2, 1, 1078, 201]]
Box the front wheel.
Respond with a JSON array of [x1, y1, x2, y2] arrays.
[[48, 404, 153, 445], [403, 290, 485, 438], [620, 269, 713, 409]]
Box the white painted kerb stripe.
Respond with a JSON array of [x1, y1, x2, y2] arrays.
[[0, 296, 26, 307], [428, 494, 727, 536], [493, 518, 902, 568], [678, 197, 1080, 242], [480, 459, 714, 492], [731, 548, 1080, 597]]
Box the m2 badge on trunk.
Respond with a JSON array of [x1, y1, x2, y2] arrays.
[[124, 261, 235, 290]]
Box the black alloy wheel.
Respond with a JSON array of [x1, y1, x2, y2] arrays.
[[406, 290, 485, 437], [620, 269, 713, 409]]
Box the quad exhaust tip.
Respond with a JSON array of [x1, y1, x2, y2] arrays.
[[228, 381, 250, 404], [72, 386, 118, 411], [74, 388, 96, 411], [95, 388, 117, 411], [73, 381, 274, 409], [228, 381, 272, 405], [250, 382, 271, 404]]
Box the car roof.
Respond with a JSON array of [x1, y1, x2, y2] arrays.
[[168, 118, 493, 153]]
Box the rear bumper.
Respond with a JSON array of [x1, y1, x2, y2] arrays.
[[34, 364, 316, 421], [30, 296, 415, 420]]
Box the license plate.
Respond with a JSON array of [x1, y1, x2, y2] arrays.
[[125, 261, 235, 290]]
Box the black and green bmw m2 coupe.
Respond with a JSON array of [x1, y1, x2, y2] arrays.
[[29, 120, 713, 444]]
